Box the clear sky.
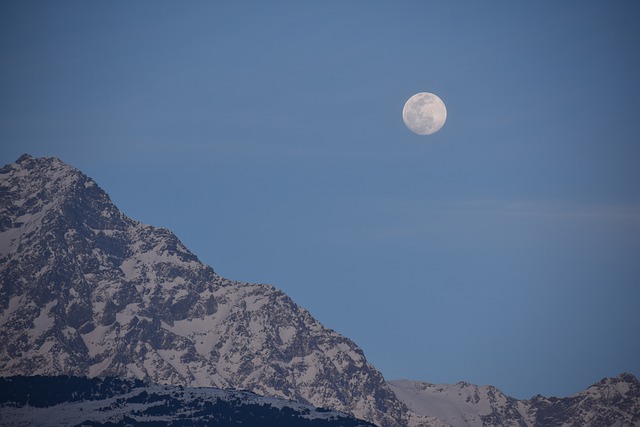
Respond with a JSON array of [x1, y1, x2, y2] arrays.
[[1, 1, 639, 399]]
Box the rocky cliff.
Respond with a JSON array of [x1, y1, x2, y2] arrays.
[[0, 155, 406, 427]]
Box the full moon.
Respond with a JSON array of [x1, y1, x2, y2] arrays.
[[402, 92, 447, 135]]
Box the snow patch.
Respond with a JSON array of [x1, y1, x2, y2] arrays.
[[29, 299, 58, 338], [81, 324, 111, 357], [0, 295, 25, 325], [279, 325, 296, 344], [120, 258, 137, 280]]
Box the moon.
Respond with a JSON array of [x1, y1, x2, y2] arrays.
[[402, 92, 447, 135]]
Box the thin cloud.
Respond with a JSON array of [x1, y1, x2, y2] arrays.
[[347, 198, 640, 248], [379, 199, 640, 221], [477, 200, 640, 222]]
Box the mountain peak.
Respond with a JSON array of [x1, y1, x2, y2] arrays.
[[614, 372, 639, 385], [0, 155, 407, 427], [8, 153, 76, 176], [16, 153, 33, 163]]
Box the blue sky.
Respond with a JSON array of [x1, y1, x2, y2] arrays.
[[1, 1, 639, 399]]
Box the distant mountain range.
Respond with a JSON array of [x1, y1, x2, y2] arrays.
[[1, 154, 638, 426], [388, 373, 639, 427]]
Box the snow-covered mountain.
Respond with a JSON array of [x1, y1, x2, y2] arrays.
[[2, 155, 638, 427], [0, 375, 377, 426], [0, 155, 407, 427], [388, 372, 640, 427]]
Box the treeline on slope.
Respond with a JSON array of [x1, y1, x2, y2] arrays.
[[0, 376, 377, 427], [0, 375, 145, 406]]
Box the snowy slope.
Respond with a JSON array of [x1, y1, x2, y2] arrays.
[[387, 380, 526, 427], [388, 373, 640, 427], [0, 155, 406, 427]]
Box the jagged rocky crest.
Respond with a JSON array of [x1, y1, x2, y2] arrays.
[[0, 155, 407, 427], [388, 373, 640, 427]]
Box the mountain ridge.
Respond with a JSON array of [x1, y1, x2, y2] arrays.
[[1, 154, 638, 427], [0, 154, 406, 427], [388, 372, 640, 427]]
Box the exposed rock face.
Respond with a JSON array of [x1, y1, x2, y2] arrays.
[[525, 373, 640, 427], [388, 372, 640, 427], [0, 155, 407, 427]]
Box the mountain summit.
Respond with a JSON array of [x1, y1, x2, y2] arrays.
[[0, 155, 407, 427]]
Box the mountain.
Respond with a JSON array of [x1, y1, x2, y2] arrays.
[[0, 375, 376, 426], [387, 372, 640, 427], [0, 154, 407, 427], [2, 154, 638, 427]]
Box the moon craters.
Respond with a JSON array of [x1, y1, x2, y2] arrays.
[[402, 92, 447, 135]]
